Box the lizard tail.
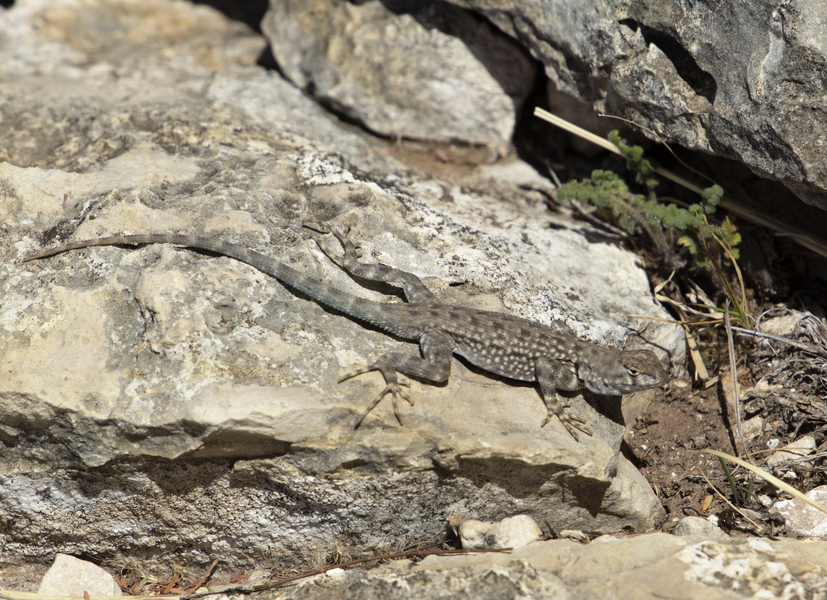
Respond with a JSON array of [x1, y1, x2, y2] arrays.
[[23, 233, 388, 321]]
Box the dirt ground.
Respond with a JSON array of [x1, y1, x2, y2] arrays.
[[627, 330, 827, 538]]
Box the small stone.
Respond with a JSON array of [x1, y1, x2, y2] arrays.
[[773, 486, 827, 538], [193, 588, 228, 600], [674, 516, 727, 538], [459, 514, 543, 550], [757, 494, 775, 508], [758, 313, 802, 338], [38, 554, 122, 596], [768, 435, 816, 468], [558, 530, 590, 544]]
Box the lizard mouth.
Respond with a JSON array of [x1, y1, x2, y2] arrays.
[[589, 378, 626, 396]]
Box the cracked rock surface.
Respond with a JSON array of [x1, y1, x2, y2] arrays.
[[448, 0, 827, 209]]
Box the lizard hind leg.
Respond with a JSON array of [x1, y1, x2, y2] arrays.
[[340, 330, 455, 428]]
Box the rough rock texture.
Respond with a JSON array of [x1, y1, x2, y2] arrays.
[[774, 486, 827, 539], [446, 0, 827, 209], [0, 0, 682, 572], [262, 0, 536, 147], [273, 534, 827, 599]]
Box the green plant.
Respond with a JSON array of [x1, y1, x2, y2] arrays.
[[558, 131, 739, 266], [717, 455, 754, 507]]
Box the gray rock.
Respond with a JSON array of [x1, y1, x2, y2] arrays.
[[767, 435, 816, 469], [254, 534, 827, 599], [37, 554, 122, 596], [262, 0, 535, 147], [0, 0, 678, 568], [446, 0, 827, 208], [773, 485, 827, 538], [673, 517, 727, 539], [458, 515, 543, 549]]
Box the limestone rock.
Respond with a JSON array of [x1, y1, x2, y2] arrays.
[[767, 435, 817, 469], [0, 0, 677, 567], [773, 486, 827, 538], [262, 0, 535, 147], [458, 515, 543, 549], [269, 534, 827, 599], [674, 517, 726, 539], [37, 554, 122, 596]]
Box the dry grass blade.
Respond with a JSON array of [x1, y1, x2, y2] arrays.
[[534, 107, 620, 154], [684, 309, 709, 381], [699, 448, 827, 516], [704, 216, 749, 322], [655, 293, 710, 380], [534, 108, 705, 193], [730, 326, 827, 359], [723, 302, 754, 464], [696, 452, 761, 530], [177, 546, 510, 598], [177, 560, 217, 595]]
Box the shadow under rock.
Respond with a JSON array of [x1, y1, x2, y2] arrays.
[[190, 0, 269, 32]]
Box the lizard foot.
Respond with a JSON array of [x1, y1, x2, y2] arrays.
[[303, 222, 362, 268], [541, 405, 593, 441], [340, 366, 414, 428]]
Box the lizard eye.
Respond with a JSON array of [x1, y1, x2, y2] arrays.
[[628, 367, 640, 376]]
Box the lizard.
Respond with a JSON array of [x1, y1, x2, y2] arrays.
[[22, 226, 668, 439]]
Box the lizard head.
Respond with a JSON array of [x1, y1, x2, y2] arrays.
[[580, 348, 668, 396]]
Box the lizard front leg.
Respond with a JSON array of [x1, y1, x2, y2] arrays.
[[535, 356, 593, 440], [341, 330, 454, 427]]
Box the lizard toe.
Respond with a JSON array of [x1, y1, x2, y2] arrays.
[[541, 405, 592, 440], [353, 383, 414, 428]]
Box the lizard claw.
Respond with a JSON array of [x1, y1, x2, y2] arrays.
[[340, 366, 410, 388], [301, 221, 332, 235], [341, 364, 414, 428], [339, 365, 379, 383], [541, 405, 592, 441], [354, 384, 414, 428]]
